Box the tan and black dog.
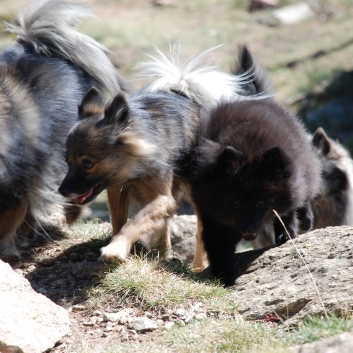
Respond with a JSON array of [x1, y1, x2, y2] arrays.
[[0, 0, 126, 255], [59, 46, 252, 262]]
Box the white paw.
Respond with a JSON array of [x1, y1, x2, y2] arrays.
[[100, 239, 131, 263], [193, 259, 209, 273]]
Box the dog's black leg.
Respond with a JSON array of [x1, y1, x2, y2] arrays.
[[297, 204, 314, 233], [201, 216, 241, 286]]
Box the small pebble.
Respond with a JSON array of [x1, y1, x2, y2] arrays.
[[1, 254, 19, 263], [41, 258, 53, 266], [164, 322, 175, 330], [37, 288, 48, 295], [195, 313, 207, 320], [145, 311, 153, 318], [55, 279, 68, 286], [25, 273, 33, 280], [72, 304, 86, 312], [69, 253, 78, 261], [175, 308, 186, 317]]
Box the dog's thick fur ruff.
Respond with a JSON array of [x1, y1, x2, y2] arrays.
[[59, 46, 251, 262], [0, 0, 126, 254], [191, 47, 321, 286]]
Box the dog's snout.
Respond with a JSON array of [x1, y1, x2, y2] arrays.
[[241, 224, 255, 233]]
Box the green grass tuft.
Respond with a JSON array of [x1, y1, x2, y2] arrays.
[[92, 255, 237, 313]]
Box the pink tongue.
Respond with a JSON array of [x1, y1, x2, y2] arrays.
[[75, 187, 94, 204]]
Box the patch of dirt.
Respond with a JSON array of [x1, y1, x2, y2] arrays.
[[4, 227, 164, 351]]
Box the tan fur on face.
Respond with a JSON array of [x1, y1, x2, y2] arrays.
[[80, 102, 105, 118]]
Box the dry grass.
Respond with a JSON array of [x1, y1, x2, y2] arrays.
[[77, 0, 353, 105]]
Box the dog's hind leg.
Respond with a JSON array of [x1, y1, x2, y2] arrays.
[[0, 200, 28, 253], [193, 209, 209, 272], [107, 184, 130, 235], [18, 212, 36, 239], [101, 176, 177, 262]]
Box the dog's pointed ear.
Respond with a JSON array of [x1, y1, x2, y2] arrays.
[[104, 93, 129, 125], [218, 146, 244, 173], [233, 45, 274, 96], [312, 127, 331, 156], [235, 45, 253, 75], [261, 146, 289, 173], [78, 87, 105, 119]]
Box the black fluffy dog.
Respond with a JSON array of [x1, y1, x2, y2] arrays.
[[191, 47, 321, 286]]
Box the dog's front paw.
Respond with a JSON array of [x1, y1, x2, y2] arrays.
[[100, 239, 131, 263]]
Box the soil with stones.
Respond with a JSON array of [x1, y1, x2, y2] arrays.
[[2, 215, 206, 351], [4, 216, 353, 352]]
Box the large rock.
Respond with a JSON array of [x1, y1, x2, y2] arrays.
[[273, 2, 314, 25], [0, 260, 70, 353], [232, 226, 353, 325]]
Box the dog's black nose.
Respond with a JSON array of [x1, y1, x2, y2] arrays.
[[241, 224, 256, 233], [58, 185, 70, 197]]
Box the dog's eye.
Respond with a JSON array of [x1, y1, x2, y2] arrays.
[[82, 159, 94, 170]]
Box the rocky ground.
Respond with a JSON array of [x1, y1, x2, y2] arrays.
[[2, 217, 353, 352], [3, 216, 200, 351]]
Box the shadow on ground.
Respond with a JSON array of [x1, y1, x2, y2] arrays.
[[296, 70, 353, 154]]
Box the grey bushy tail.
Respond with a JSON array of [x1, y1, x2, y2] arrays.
[[6, 0, 127, 95], [135, 44, 252, 107]]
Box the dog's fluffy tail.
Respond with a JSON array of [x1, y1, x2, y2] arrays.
[[6, 0, 127, 94], [135, 44, 251, 107]]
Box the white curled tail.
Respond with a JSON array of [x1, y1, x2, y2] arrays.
[[135, 44, 251, 106]]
